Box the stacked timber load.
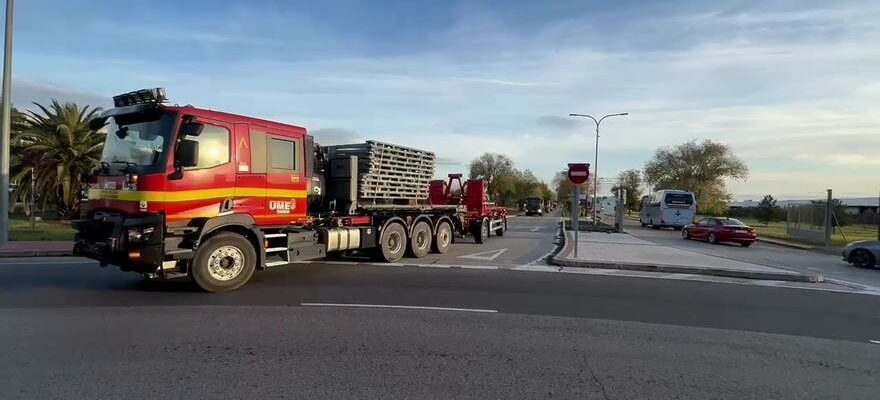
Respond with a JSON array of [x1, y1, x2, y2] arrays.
[[325, 140, 435, 201]]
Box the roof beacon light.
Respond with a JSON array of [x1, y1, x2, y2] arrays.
[[113, 88, 167, 107]]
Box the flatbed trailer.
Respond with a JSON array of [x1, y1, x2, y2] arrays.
[[73, 88, 507, 292]]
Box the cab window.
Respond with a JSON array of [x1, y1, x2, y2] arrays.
[[268, 137, 301, 172], [187, 124, 230, 169]]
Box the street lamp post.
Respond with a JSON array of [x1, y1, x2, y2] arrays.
[[568, 112, 628, 227], [0, 0, 14, 245]]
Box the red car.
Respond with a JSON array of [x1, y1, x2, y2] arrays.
[[682, 217, 757, 247]]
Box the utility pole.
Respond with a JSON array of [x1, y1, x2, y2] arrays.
[[824, 189, 832, 247], [0, 0, 14, 245]]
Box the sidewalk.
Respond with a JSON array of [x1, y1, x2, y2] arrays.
[[552, 231, 821, 283], [0, 241, 74, 257]]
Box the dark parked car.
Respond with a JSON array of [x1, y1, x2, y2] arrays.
[[842, 241, 879, 269], [682, 217, 756, 247]]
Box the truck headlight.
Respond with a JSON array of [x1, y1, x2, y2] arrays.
[[127, 227, 155, 242]]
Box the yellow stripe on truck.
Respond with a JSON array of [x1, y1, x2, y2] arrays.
[[88, 188, 307, 202]]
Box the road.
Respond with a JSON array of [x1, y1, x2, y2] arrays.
[[623, 219, 880, 290], [4, 250, 880, 398], [326, 214, 562, 267]]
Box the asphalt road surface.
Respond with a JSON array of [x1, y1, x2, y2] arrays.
[[3, 253, 880, 399], [624, 219, 880, 290], [327, 213, 562, 267]]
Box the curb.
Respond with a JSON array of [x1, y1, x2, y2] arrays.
[[756, 237, 814, 250], [0, 250, 74, 258], [550, 257, 821, 283], [550, 232, 822, 284]]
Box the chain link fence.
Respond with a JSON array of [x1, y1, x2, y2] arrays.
[[786, 203, 828, 244]]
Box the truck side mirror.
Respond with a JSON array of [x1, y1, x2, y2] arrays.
[[176, 139, 199, 168], [180, 121, 204, 137]]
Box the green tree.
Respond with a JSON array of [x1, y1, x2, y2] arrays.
[[538, 181, 554, 204], [755, 194, 781, 226], [14, 100, 104, 219], [513, 169, 541, 204], [643, 139, 748, 215], [469, 153, 515, 204], [553, 170, 573, 207], [611, 169, 643, 212], [810, 198, 850, 228]]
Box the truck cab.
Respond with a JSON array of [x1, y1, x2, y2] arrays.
[[525, 197, 544, 216], [75, 89, 313, 287]]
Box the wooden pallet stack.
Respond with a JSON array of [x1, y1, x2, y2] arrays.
[[325, 140, 435, 201]]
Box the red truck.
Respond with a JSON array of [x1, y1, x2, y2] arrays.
[[74, 88, 507, 292]]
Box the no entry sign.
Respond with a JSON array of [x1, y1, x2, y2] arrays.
[[567, 163, 590, 185]]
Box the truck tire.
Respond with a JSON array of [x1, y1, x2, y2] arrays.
[[473, 219, 489, 244], [409, 221, 432, 258], [432, 221, 452, 254], [191, 232, 256, 293], [379, 222, 406, 262], [495, 218, 506, 236]]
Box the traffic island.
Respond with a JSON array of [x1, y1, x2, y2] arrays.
[[551, 230, 822, 283]]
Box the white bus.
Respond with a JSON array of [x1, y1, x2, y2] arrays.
[[639, 189, 696, 230]]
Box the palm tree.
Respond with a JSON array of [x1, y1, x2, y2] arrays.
[[13, 100, 104, 219]]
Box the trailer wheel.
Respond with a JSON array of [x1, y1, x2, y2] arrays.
[[473, 218, 489, 244], [432, 221, 452, 254], [379, 222, 407, 262], [191, 232, 256, 293], [409, 221, 432, 258], [495, 217, 506, 236]]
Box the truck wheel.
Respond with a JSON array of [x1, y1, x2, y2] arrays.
[[473, 219, 489, 244], [379, 222, 406, 262], [432, 221, 452, 254], [495, 218, 506, 236], [191, 232, 256, 293], [409, 221, 432, 258]]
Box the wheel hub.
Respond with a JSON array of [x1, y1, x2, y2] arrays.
[[207, 246, 245, 281], [388, 232, 402, 253]]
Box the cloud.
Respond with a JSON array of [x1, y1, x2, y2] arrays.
[[536, 116, 581, 131], [449, 77, 550, 87], [310, 128, 362, 146], [14, 1, 880, 198], [12, 79, 110, 109]]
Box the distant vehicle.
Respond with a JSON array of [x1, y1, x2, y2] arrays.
[[525, 197, 544, 216], [842, 241, 879, 269], [682, 217, 756, 247], [639, 189, 696, 229]]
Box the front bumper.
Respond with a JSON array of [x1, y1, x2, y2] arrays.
[[73, 213, 165, 273]]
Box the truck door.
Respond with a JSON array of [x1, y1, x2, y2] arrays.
[[264, 132, 308, 225], [233, 124, 267, 219], [166, 117, 235, 224]]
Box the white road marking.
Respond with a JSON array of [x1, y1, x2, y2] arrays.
[[369, 262, 498, 270], [529, 226, 541, 232], [458, 248, 508, 261], [458, 264, 499, 270], [869, 340, 880, 345], [300, 302, 498, 313]]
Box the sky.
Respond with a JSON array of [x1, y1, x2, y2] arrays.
[[7, 0, 880, 200]]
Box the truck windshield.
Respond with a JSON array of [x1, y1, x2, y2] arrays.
[[526, 198, 542, 206], [99, 110, 178, 174]]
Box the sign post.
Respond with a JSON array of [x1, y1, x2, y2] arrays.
[[567, 163, 590, 259]]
